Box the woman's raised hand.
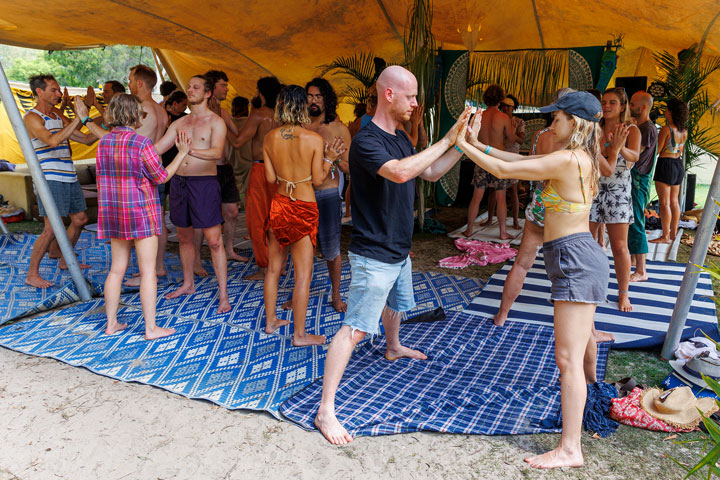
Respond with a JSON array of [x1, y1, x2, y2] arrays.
[[608, 123, 630, 152], [467, 110, 483, 146], [175, 130, 192, 154], [324, 137, 346, 162]]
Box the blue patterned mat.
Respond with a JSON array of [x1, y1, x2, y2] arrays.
[[280, 311, 612, 436], [0, 239, 484, 417], [464, 253, 719, 348]]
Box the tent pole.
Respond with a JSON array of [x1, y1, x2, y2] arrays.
[[0, 215, 8, 234], [0, 61, 93, 301], [661, 157, 720, 359]]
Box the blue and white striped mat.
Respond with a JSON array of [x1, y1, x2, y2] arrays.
[[463, 253, 718, 348], [280, 311, 612, 436]]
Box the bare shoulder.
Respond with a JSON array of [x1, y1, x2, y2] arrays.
[[329, 119, 350, 136], [300, 127, 323, 143]]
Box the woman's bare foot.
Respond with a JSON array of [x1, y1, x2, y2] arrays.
[[650, 236, 672, 244], [125, 271, 167, 288], [59, 260, 90, 270], [332, 298, 347, 313], [493, 312, 507, 327], [592, 329, 615, 343], [385, 345, 428, 361], [513, 221, 521, 230], [524, 446, 584, 469], [498, 231, 513, 240], [145, 326, 175, 340], [462, 227, 474, 238], [105, 322, 127, 335], [165, 284, 195, 299], [281, 300, 292, 310], [629, 271, 648, 282], [315, 406, 353, 445], [293, 333, 326, 346], [244, 268, 266, 281], [480, 217, 493, 227], [265, 317, 292, 334], [25, 274, 54, 288], [619, 292, 632, 312], [226, 251, 249, 262], [217, 297, 231, 314]]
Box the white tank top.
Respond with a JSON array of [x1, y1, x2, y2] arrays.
[[25, 108, 76, 183]]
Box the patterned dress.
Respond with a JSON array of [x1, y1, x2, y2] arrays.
[[590, 151, 634, 225], [96, 127, 168, 239]]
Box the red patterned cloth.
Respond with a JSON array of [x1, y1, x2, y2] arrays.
[[609, 387, 695, 432], [266, 193, 318, 247], [96, 127, 167, 240]]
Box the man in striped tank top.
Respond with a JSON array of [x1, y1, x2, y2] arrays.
[[23, 74, 97, 289]]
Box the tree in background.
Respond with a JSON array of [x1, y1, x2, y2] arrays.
[[1, 45, 155, 88]]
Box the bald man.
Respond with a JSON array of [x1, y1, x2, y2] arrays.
[[628, 91, 657, 282], [314, 66, 470, 445]]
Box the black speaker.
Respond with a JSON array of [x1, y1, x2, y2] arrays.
[[614, 76, 648, 99], [686, 173, 696, 210]]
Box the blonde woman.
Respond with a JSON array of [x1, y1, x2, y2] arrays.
[[457, 91, 619, 469], [93, 94, 190, 339], [262, 85, 343, 346]]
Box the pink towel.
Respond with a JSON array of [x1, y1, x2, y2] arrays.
[[438, 238, 517, 269]]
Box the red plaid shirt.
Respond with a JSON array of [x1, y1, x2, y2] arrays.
[[96, 127, 168, 239]]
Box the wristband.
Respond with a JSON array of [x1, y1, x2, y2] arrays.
[[453, 145, 463, 154], [323, 158, 336, 179], [484, 145, 492, 155], [81, 116, 91, 126]]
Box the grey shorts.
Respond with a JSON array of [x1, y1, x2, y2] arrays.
[[37, 180, 87, 217], [543, 232, 609, 304], [315, 187, 342, 260]]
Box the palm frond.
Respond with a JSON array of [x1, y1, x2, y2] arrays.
[[338, 84, 369, 106], [467, 49, 568, 106], [316, 52, 379, 87]]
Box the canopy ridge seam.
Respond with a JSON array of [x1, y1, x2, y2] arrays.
[[374, 0, 404, 43], [105, 0, 275, 76], [530, 0, 545, 49]]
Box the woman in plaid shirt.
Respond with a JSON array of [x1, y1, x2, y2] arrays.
[[95, 94, 191, 340]]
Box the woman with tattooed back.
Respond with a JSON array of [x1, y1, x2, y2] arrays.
[[262, 85, 345, 346]]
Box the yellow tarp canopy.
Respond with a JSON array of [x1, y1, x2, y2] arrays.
[[1, 0, 720, 161]]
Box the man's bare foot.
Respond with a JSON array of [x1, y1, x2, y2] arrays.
[[226, 251, 249, 262], [244, 269, 266, 281], [480, 217, 493, 227], [25, 275, 54, 288], [524, 446, 584, 469], [650, 236, 672, 244], [593, 329, 615, 343], [498, 232, 513, 240], [385, 345, 428, 361], [462, 227, 474, 238], [619, 292, 632, 312], [265, 317, 292, 334], [315, 406, 353, 445], [332, 298, 347, 313], [629, 271, 648, 282], [165, 284, 195, 299], [105, 322, 128, 335], [58, 260, 90, 270], [194, 264, 209, 277], [281, 300, 292, 310], [513, 221, 521, 230], [293, 333, 326, 346], [493, 312, 507, 327], [217, 297, 231, 314], [145, 326, 175, 340]]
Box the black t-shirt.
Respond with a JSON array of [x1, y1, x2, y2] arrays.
[[161, 111, 187, 167], [635, 120, 658, 175], [348, 121, 416, 264]]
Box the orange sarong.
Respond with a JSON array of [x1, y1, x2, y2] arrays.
[[246, 162, 276, 268], [266, 193, 318, 247]]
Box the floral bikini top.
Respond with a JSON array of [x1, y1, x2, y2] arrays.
[[540, 152, 591, 213]]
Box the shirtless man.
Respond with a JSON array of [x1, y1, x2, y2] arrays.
[[23, 75, 97, 288], [227, 76, 282, 280], [463, 84, 521, 240], [302, 78, 350, 312], [152, 75, 230, 313], [197, 70, 248, 265]]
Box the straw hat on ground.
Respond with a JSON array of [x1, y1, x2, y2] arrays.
[[640, 386, 718, 430]]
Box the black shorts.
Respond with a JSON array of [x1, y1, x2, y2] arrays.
[[217, 163, 240, 204], [654, 157, 684, 186], [169, 175, 224, 229]]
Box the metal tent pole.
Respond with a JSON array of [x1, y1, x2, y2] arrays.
[[661, 157, 720, 359], [0, 215, 8, 234], [0, 61, 93, 301]]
